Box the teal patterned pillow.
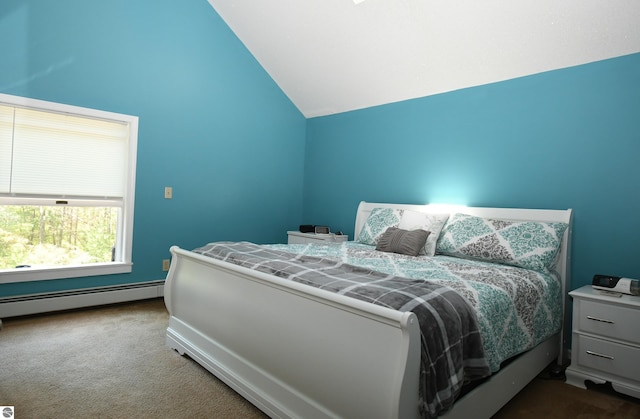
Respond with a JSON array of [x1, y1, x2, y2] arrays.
[[357, 208, 402, 245], [436, 213, 568, 272]]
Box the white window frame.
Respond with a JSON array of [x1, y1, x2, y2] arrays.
[[0, 93, 137, 284]]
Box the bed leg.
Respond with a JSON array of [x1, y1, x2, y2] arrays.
[[548, 363, 566, 380]]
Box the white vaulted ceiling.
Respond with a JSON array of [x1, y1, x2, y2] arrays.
[[207, 0, 640, 117]]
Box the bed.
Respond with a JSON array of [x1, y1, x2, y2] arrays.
[[164, 201, 573, 418]]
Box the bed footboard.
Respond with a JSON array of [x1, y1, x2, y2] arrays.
[[164, 246, 422, 419]]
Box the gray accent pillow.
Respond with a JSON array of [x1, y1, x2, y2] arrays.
[[376, 227, 430, 257]]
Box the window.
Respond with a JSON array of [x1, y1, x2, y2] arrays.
[[0, 93, 138, 283]]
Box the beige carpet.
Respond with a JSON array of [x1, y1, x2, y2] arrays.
[[0, 299, 266, 419], [1, 298, 638, 418]]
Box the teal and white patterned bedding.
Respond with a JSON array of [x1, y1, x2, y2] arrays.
[[265, 241, 562, 372]]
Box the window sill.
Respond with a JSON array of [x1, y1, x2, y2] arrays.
[[0, 263, 133, 284]]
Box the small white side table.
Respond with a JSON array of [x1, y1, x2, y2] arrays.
[[287, 231, 348, 245], [565, 285, 640, 400]]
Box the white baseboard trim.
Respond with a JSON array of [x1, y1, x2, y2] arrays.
[[0, 280, 165, 319]]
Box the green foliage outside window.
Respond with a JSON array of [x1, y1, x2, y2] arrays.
[[0, 206, 117, 269]]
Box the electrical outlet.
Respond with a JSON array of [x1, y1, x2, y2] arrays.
[[164, 186, 172, 199], [162, 259, 171, 271]]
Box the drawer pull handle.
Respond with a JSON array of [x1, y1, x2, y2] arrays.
[[586, 350, 614, 360], [586, 315, 614, 324]]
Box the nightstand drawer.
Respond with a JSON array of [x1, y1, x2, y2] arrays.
[[577, 300, 640, 343], [576, 335, 640, 383]]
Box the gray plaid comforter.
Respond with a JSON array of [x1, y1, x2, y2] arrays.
[[193, 241, 491, 418]]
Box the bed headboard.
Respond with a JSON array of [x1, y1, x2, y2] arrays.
[[354, 201, 574, 362]]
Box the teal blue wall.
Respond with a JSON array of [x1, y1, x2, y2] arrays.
[[304, 53, 640, 290], [0, 0, 306, 296], [1, 1, 638, 297]]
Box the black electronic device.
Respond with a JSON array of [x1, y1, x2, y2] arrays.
[[299, 224, 315, 233], [592, 274, 640, 296], [299, 225, 331, 234], [314, 225, 330, 235]]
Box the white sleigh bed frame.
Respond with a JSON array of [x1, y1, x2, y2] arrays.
[[164, 202, 573, 418]]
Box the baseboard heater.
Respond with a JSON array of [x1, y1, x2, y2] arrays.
[[0, 280, 165, 319]]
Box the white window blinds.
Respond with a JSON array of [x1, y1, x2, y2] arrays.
[[0, 104, 130, 200]]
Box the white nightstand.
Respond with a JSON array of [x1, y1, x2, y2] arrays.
[[565, 285, 640, 399], [287, 231, 348, 245]]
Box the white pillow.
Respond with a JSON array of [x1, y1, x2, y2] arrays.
[[398, 210, 449, 256]]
